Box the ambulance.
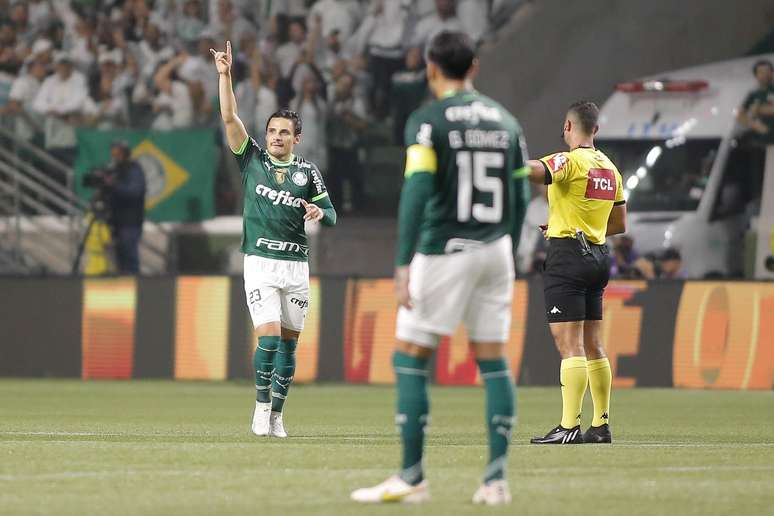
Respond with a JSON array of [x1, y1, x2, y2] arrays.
[[596, 54, 774, 279]]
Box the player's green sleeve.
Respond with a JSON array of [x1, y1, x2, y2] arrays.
[[396, 173, 433, 266], [233, 135, 258, 174], [510, 174, 530, 251], [312, 192, 337, 226]]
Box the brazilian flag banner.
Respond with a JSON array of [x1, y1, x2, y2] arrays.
[[75, 128, 217, 222]]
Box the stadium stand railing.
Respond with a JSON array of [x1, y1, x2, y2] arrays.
[[0, 125, 175, 275]]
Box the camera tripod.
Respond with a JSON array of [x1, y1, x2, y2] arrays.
[[71, 197, 112, 275]]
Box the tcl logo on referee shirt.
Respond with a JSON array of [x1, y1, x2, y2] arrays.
[[585, 168, 616, 201]]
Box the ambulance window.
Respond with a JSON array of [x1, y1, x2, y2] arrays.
[[598, 138, 720, 212], [711, 140, 765, 220]]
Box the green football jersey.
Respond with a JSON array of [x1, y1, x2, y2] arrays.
[[233, 137, 330, 262], [403, 90, 529, 256]]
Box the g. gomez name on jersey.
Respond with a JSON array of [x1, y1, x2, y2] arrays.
[[255, 184, 304, 207]]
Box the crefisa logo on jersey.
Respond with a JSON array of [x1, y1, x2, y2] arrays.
[[291, 171, 308, 187], [445, 102, 502, 124]]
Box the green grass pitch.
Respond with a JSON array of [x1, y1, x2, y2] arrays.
[[1, 380, 773, 515]]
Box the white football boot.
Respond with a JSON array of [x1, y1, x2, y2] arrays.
[[350, 475, 430, 504], [269, 411, 287, 438], [251, 401, 271, 436], [472, 479, 512, 505]]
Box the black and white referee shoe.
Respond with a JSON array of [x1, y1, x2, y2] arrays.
[[582, 424, 612, 444], [530, 425, 583, 444]]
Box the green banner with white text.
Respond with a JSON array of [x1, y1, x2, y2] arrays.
[[75, 128, 217, 222]]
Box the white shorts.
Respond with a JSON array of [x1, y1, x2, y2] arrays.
[[396, 235, 514, 348], [243, 254, 310, 332]]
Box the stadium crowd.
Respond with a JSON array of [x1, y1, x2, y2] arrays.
[[0, 0, 506, 211]]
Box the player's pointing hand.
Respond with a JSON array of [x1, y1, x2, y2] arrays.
[[300, 199, 324, 222], [210, 40, 232, 75]]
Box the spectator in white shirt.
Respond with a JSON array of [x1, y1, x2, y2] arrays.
[[410, 0, 464, 50], [253, 67, 280, 144], [2, 55, 47, 142], [413, 0, 437, 19], [27, 0, 52, 33], [32, 52, 90, 165], [458, 0, 489, 45], [209, 0, 257, 48], [10, 1, 37, 49], [28, 37, 53, 67], [357, 0, 409, 119], [208, 0, 251, 28], [177, 31, 218, 101], [134, 20, 176, 83], [306, 13, 350, 86], [86, 72, 128, 130], [0, 21, 25, 73], [307, 0, 361, 44], [326, 73, 368, 212], [176, 0, 206, 43], [87, 51, 129, 129], [68, 15, 97, 72], [151, 54, 193, 130], [233, 40, 260, 136], [292, 74, 327, 171], [255, 0, 308, 21], [275, 18, 307, 79]]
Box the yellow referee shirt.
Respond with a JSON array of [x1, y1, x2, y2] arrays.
[[539, 146, 624, 245]]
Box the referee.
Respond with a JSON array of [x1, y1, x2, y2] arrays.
[[525, 101, 626, 444]]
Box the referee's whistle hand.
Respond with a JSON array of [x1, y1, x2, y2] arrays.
[[539, 224, 549, 239], [394, 266, 413, 309]]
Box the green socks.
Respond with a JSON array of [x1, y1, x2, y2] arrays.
[[393, 351, 430, 486], [271, 338, 297, 413], [254, 336, 280, 403], [478, 358, 515, 483]]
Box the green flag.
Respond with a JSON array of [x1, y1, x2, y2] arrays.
[[75, 128, 217, 222]]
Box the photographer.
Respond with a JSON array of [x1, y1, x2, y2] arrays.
[[97, 140, 147, 274]]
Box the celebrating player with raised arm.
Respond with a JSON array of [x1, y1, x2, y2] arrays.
[[211, 41, 336, 438], [351, 31, 530, 506]]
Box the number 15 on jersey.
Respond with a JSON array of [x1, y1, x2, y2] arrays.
[[456, 150, 505, 224]]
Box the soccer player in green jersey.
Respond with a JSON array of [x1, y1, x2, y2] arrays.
[[351, 31, 530, 506], [211, 41, 336, 438]]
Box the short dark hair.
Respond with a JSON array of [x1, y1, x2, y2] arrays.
[[752, 59, 773, 75], [266, 109, 302, 136], [111, 139, 131, 158], [662, 248, 681, 261], [426, 31, 476, 80], [568, 100, 599, 135]]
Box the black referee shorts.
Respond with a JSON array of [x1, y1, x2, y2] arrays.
[[542, 238, 611, 323]]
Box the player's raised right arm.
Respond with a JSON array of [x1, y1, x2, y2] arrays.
[[211, 41, 248, 153]]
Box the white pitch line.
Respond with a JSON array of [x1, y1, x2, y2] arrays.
[[0, 431, 123, 437], [0, 469, 203, 482], [2, 465, 773, 483], [518, 465, 774, 473], [1, 433, 774, 449]]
